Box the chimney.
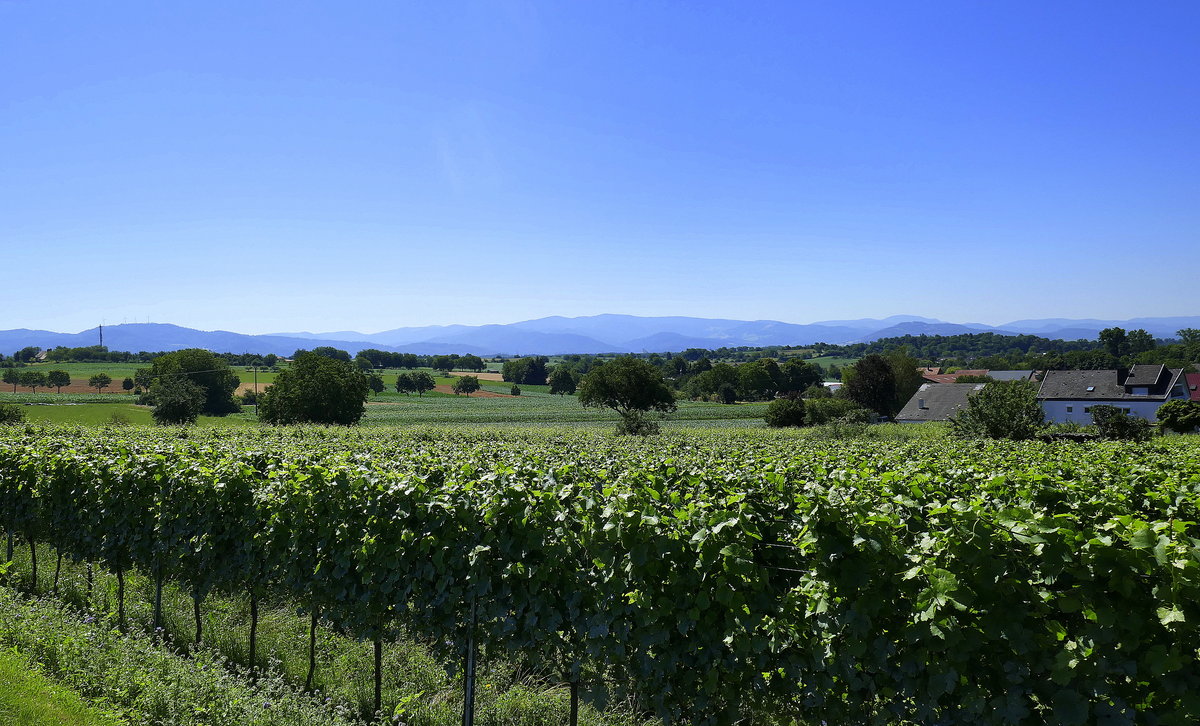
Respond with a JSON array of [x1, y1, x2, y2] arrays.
[[918, 398, 926, 409]]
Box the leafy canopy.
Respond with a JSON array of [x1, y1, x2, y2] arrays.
[[258, 352, 370, 425]]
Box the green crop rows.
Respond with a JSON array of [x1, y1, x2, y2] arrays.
[[2, 425, 1199, 725]]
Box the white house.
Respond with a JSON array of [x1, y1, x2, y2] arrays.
[[1037, 365, 1189, 424]]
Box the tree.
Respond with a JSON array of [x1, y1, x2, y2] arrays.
[[258, 352, 370, 425], [510, 385, 521, 396], [88, 373, 112, 393], [578, 357, 676, 435], [805, 398, 870, 425], [1126, 329, 1155, 356], [411, 371, 436, 396], [764, 397, 806, 427], [122, 377, 135, 391], [2, 369, 18, 393], [147, 349, 240, 416], [395, 373, 415, 395], [150, 376, 206, 425], [1157, 400, 1200, 433], [548, 367, 577, 396], [459, 354, 485, 372], [47, 370, 70, 393], [884, 347, 923, 414], [840, 354, 897, 417], [949, 380, 1045, 440], [18, 370, 47, 393], [781, 359, 823, 394], [310, 346, 351, 362], [431, 356, 456, 374], [14, 346, 40, 363], [367, 373, 385, 397], [1099, 327, 1127, 358], [452, 375, 481, 396], [502, 357, 549, 385], [1090, 405, 1153, 441], [1177, 328, 1200, 346], [263, 353, 279, 368]]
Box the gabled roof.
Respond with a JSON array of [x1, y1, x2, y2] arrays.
[[921, 369, 989, 384], [1187, 372, 1200, 402], [987, 370, 1036, 382], [895, 383, 985, 422], [1123, 364, 1166, 387], [1038, 368, 1184, 401]]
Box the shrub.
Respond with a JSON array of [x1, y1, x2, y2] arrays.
[[1091, 405, 1154, 441], [0, 405, 24, 424], [805, 398, 869, 426], [510, 385, 521, 396], [764, 397, 806, 427], [1157, 400, 1200, 433], [949, 380, 1045, 441]]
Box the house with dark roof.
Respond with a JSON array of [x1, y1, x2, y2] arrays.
[[1037, 365, 1189, 424], [986, 370, 1037, 382], [895, 383, 985, 423]]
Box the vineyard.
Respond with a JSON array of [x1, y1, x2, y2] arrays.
[[2, 425, 1199, 725]]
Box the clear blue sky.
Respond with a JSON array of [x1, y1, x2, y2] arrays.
[[2, 1, 1197, 334]]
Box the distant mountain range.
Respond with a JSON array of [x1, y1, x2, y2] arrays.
[[2, 315, 1198, 357]]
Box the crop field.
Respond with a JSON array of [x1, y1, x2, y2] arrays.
[[2, 425, 1198, 726]]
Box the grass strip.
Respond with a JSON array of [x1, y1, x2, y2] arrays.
[[0, 647, 127, 726], [0, 586, 362, 726]]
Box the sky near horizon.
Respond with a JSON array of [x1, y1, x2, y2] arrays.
[[2, 2, 1197, 335]]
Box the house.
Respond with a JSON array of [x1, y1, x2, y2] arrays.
[[1187, 372, 1200, 402], [986, 370, 1037, 382], [1037, 365, 1189, 424], [895, 383, 985, 423], [921, 369, 989, 384]]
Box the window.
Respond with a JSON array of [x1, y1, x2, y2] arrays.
[[1066, 406, 1073, 413], [1084, 407, 1091, 413]]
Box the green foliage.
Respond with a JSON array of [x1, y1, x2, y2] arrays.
[[366, 373, 385, 396], [548, 367, 577, 395], [4, 427, 1200, 725], [1091, 405, 1155, 441], [0, 404, 24, 424], [3, 369, 19, 392], [1157, 400, 1200, 433], [147, 349, 240, 415], [18, 370, 47, 393], [578, 356, 676, 435], [949, 380, 1046, 440], [502, 357, 550, 385], [840, 354, 897, 417], [121, 376, 134, 391], [1100, 326, 1127, 357], [87, 373, 112, 393], [764, 397, 806, 427], [258, 352, 369, 425], [801, 384, 831, 399], [149, 376, 206, 425], [510, 384, 521, 396], [452, 375, 481, 396], [0, 649, 124, 726], [804, 397, 869, 425]]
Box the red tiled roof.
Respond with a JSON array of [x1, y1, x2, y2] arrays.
[[1187, 372, 1200, 402]]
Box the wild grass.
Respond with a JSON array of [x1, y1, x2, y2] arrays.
[[0, 649, 127, 726], [2, 547, 653, 726]]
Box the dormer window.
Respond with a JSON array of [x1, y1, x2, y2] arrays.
[[1131, 386, 1148, 396]]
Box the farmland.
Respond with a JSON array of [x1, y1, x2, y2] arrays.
[[2, 425, 1198, 725]]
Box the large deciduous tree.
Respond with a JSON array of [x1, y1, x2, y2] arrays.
[[145, 349, 240, 416], [578, 356, 676, 435], [1157, 400, 1200, 434], [258, 352, 370, 425], [2, 369, 18, 393], [452, 375, 481, 396], [18, 370, 46, 393], [840, 354, 897, 417], [150, 376, 207, 425]]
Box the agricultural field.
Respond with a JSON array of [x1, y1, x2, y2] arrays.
[[2, 425, 1198, 725]]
